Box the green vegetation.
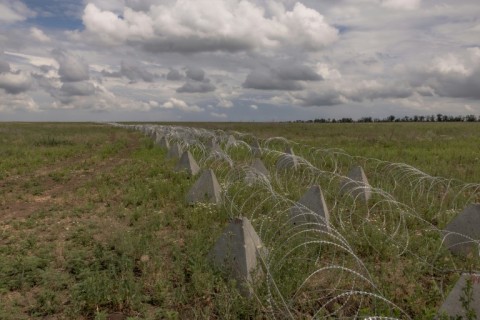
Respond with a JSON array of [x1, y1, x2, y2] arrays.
[[171, 122, 480, 183], [1, 122, 479, 319]]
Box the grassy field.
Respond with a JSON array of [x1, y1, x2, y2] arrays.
[[0, 122, 479, 319], [168, 122, 480, 183]]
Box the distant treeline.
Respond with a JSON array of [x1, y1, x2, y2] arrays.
[[289, 114, 479, 123]]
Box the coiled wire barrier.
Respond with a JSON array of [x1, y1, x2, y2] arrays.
[[111, 123, 480, 319]]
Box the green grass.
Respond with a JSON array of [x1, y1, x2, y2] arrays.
[[1, 122, 479, 319], [165, 122, 480, 183]]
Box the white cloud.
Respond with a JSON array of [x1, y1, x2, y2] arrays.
[[275, 3, 338, 50], [30, 27, 51, 43], [315, 63, 342, 80], [430, 54, 469, 75], [250, 104, 258, 110], [411, 48, 480, 99], [0, 71, 33, 94], [211, 112, 227, 118], [0, 1, 35, 23], [82, 1, 338, 53], [53, 49, 90, 82], [217, 98, 234, 108], [0, 93, 39, 112], [161, 97, 204, 112], [381, 0, 421, 10], [4, 51, 59, 69]]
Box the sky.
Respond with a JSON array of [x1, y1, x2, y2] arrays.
[[0, 0, 479, 122]]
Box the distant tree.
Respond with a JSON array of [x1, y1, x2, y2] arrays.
[[358, 117, 372, 123], [465, 114, 477, 122], [386, 115, 395, 122]]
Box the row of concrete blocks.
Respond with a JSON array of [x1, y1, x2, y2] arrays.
[[175, 149, 480, 316], [144, 126, 480, 316]]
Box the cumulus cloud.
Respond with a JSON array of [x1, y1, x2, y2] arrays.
[[60, 82, 96, 96], [53, 49, 90, 82], [381, 0, 421, 10], [51, 81, 121, 111], [211, 112, 227, 118], [102, 61, 158, 82], [275, 3, 339, 50], [0, 1, 35, 23], [243, 63, 322, 91], [121, 61, 156, 82], [296, 89, 348, 107], [82, 1, 338, 53], [166, 68, 183, 81], [161, 97, 204, 112], [30, 27, 51, 43], [175, 67, 216, 93], [411, 48, 480, 99], [176, 80, 216, 93], [0, 60, 11, 73], [244, 68, 303, 91], [0, 70, 33, 94], [0, 94, 39, 112], [186, 67, 205, 82], [295, 80, 413, 107], [217, 98, 234, 108], [125, 0, 158, 12], [250, 104, 258, 110]]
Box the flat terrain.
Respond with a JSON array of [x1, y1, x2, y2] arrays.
[[0, 122, 479, 319], [169, 122, 480, 183]]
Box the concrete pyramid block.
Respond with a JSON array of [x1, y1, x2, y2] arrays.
[[157, 136, 170, 150], [175, 151, 200, 176], [339, 166, 371, 203], [148, 128, 156, 138], [155, 132, 164, 144], [226, 135, 237, 148], [251, 158, 269, 177], [245, 158, 270, 185], [211, 217, 267, 297], [203, 138, 221, 153], [250, 140, 262, 156], [186, 169, 222, 205], [276, 146, 299, 171], [290, 185, 330, 230], [438, 273, 480, 318], [443, 204, 480, 256], [167, 143, 183, 159]]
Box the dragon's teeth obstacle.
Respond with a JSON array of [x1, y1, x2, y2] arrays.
[[443, 204, 480, 256], [290, 185, 330, 230], [175, 151, 200, 176], [185, 169, 222, 205], [438, 273, 480, 318], [245, 158, 270, 185], [276, 146, 299, 171], [250, 140, 262, 156], [339, 165, 372, 203], [157, 136, 170, 150], [211, 217, 267, 297], [167, 143, 183, 159]]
